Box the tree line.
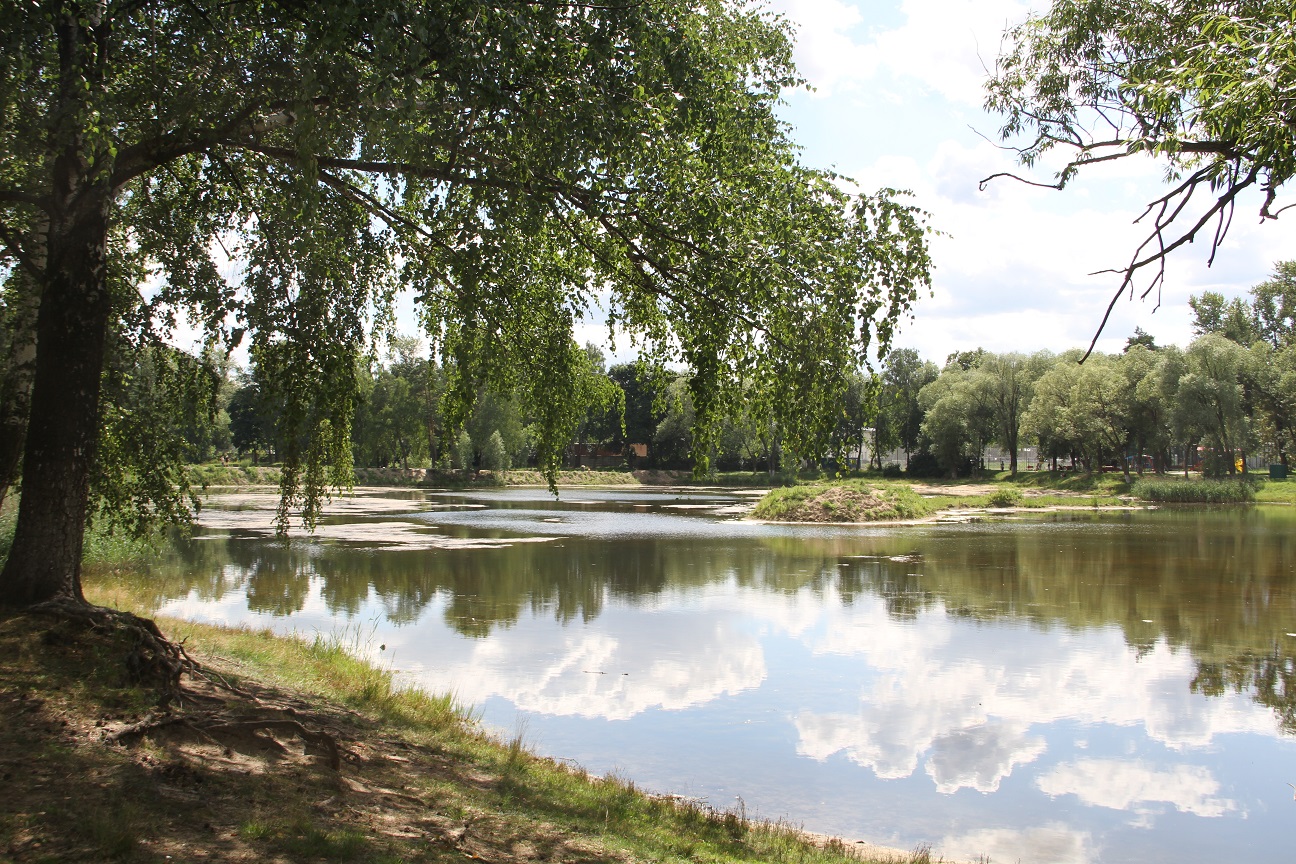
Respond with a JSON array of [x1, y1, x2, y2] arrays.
[[874, 264, 1296, 480], [126, 260, 1296, 483], [178, 339, 808, 475]]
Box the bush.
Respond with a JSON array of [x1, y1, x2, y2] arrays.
[[905, 450, 943, 478], [881, 464, 904, 478], [986, 487, 1023, 507], [1132, 476, 1258, 503]]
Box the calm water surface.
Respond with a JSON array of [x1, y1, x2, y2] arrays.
[[147, 488, 1296, 864]]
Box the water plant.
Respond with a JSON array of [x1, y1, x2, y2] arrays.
[[1132, 476, 1259, 503]]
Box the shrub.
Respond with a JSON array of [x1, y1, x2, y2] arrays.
[[904, 450, 942, 478], [986, 488, 1023, 507]]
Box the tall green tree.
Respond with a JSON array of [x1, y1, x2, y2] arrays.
[[0, 0, 932, 606], [1022, 354, 1086, 470], [830, 369, 877, 471], [1249, 262, 1296, 349], [976, 351, 1050, 477], [1175, 335, 1252, 475], [986, 0, 1296, 351], [1121, 345, 1175, 473], [1244, 342, 1296, 469], [1189, 292, 1262, 346], [879, 348, 938, 468], [1070, 356, 1135, 481], [918, 364, 995, 478]]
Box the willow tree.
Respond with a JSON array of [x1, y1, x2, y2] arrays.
[[0, 1, 932, 606], [985, 0, 1296, 354]]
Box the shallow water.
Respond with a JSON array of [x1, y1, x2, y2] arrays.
[[148, 488, 1296, 864]]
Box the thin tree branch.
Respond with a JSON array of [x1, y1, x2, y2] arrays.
[[0, 189, 51, 212], [0, 221, 45, 281], [1080, 165, 1259, 361]]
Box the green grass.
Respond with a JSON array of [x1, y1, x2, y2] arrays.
[[188, 462, 282, 487], [1256, 476, 1296, 504], [990, 470, 1133, 496], [0, 499, 168, 573], [1131, 475, 1260, 503], [985, 487, 1024, 508], [238, 818, 367, 860], [752, 479, 944, 522], [751, 473, 1143, 522]]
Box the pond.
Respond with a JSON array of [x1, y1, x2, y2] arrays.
[[145, 487, 1296, 864]]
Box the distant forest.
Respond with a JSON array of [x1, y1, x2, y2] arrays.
[[157, 264, 1294, 481]]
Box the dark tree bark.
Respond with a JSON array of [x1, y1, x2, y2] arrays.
[[0, 6, 116, 607], [0, 262, 42, 506], [0, 200, 112, 605]]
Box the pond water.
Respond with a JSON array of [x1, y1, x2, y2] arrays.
[[146, 488, 1296, 864]]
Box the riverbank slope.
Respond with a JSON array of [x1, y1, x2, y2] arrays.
[[0, 591, 935, 864]]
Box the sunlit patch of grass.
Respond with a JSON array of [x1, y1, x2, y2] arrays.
[[1255, 477, 1296, 504], [753, 480, 941, 522], [1132, 475, 1259, 503], [188, 463, 281, 487], [1026, 494, 1128, 508]]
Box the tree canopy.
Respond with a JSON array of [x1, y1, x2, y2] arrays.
[[0, 0, 932, 604], [985, 0, 1296, 352]]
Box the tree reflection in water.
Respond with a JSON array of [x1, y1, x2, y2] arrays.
[[117, 499, 1296, 731]]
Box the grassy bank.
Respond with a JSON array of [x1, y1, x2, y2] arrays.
[[185, 464, 742, 490], [752, 480, 944, 522], [751, 469, 1296, 523], [1131, 475, 1260, 503], [751, 475, 1131, 523], [0, 573, 935, 864]]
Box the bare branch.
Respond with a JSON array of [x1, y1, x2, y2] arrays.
[[978, 171, 1065, 192], [1080, 165, 1259, 361], [0, 189, 51, 212], [0, 220, 45, 281]]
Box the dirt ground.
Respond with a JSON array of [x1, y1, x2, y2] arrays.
[[0, 610, 617, 863]]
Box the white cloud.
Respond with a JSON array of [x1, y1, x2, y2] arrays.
[[1037, 759, 1240, 820], [785, 585, 1274, 794], [768, 0, 1296, 363], [773, 0, 872, 95], [394, 599, 768, 721], [770, 0, 1032, 102], [925, 722, 1047, 793], [865, 0, 1031, 104], [939, 823, 1094, 864]]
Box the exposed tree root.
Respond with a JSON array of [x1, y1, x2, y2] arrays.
[[28, 596, 199, 704], [25, 597, 344, 772], [110, 713, 342, 770]]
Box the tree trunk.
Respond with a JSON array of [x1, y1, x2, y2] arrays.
[[0, 260, 43, 507], [0, 198, 112, 605]]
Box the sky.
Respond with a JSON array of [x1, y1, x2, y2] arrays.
[[739, 0, 1296, 364]]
